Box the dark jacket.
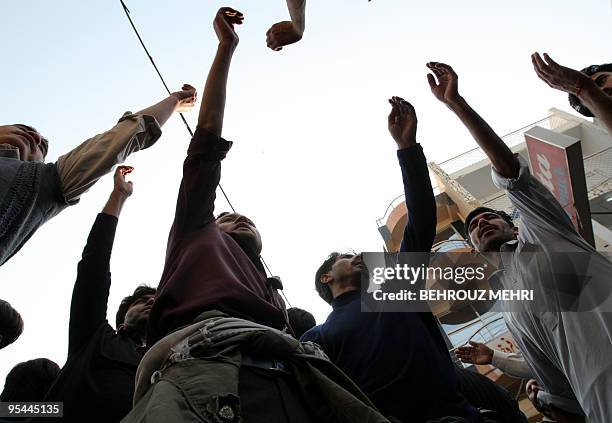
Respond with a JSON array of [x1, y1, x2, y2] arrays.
[[302, 145, 480, 423], [44, 213, 144, 423], [148, 127, 287, 345]]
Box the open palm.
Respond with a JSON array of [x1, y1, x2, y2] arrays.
[[427, 62, 460, 105]]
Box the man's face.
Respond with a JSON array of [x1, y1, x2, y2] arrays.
[[325, 253, 363, 287], [592, 71, 612, 96], [216, 213, 263, 255], [468, 212, 516, 252], [123, 294, 155, 329], [0, 125, 46, 162]]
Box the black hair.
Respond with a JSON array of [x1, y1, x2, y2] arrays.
[[568, 63, 612, 117], [464, 207, 514, 239], [0, 299, 24, 349], [115, 285, 156, 329], [287, 307, 316, 339], [0, 358, 60, 401], [216, 212, 231, 220], [315, 253, 340, 304], [40, 136, 49, 158]]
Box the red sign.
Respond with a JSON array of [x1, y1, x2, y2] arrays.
[[525, 126, 594, 245]]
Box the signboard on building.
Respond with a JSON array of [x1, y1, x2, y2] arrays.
[[525, 126, 595, 245]]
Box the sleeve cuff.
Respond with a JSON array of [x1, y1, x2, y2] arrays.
[[491, 155, 530, 191], [117, 112, 163, 150], [397, 143, 426, 165], [491, 349, 508, 368], [187, 126, 233, 160]]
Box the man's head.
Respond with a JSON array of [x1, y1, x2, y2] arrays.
[[287, 307, 316, 339], [464, 207, 517, 252], [569, 63, 612, 117], [315, 252, 363, 304], [115, 285, 156, 336], [0, 300, 24, 350], [216, 212, 263, 255], [0, 124, 48, 161], [0, 358, 60, 401]]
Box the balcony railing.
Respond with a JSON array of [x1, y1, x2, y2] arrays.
[[584, 146, 612, 199], [376, 185, 441, 229], [436, 115, 570, 176]]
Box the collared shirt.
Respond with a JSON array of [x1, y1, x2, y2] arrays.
[[44, 214, 145, 423], [147, 127, 287, 345], [492, 157, 612, 421]]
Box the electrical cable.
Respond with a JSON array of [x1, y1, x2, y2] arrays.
[[119, 1, 292, 306]]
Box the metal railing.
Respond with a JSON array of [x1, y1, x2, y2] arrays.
[[436, 115, 571, 176], [376, 185, 440, 229], [446, 313, 509, 351], [584, 146, 612, 199]]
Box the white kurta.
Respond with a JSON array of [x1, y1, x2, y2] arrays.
[[492, 158, 612, 421]]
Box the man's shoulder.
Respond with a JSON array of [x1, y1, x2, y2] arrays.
[[300, 324, 324, 343], [69, 321, 113, 355], [0, 157, 56, 177]]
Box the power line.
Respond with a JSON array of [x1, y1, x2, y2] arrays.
[[119, 0, 235, 213], [119, 1, 291, 306], [262, 257, 292, 307]]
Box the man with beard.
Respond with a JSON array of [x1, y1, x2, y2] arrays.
[[44, 166, 156, 423], [302, 98, 484, 423], [427, 61, 611, 422]]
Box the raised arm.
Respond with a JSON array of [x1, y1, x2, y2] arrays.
[[68, 166, 133, 355], [427, 62, 519, 179], [56, 85, 196, 204], [387, 97, 437, 252], [198, 8, 243, 136], [266, 0, 306, 51], [532, 53, 612, 136], [169, 8, 241, 235]]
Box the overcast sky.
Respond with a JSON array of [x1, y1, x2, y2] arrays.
[[0, 0, 610, 386]]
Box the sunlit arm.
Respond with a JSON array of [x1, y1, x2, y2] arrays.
[[447, 97, 519, 179], [198, 43, 236, 136], [286, 0, 306, 35], [101, 191, 129, 218], [135, 95, 180, 128]]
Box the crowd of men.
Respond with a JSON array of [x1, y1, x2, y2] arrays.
[[1, 2, 612, 422]]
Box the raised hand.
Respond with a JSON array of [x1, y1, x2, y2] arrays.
[[388, 96, 417, 149], [455, 341, 494, 365], [113, 165, 134, 198], [427, 62, 461, 106], [532, 53, 590, 96], [266, 21, 303, 51], [214, 7, 244, 47], [172, 84, 197, 113]]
